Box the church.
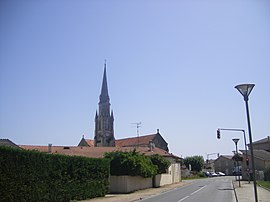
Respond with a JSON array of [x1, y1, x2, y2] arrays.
[[17, 63, 181, 190], [78, 64, 169, 152]]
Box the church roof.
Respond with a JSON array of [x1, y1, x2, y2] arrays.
[[19, 145, 179, 159], [80, 134, 158, 148], [116, 134, 157, 147]]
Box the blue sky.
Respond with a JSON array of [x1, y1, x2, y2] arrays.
[[1, 0, 270, 159]]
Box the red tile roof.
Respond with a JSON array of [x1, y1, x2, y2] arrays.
[[115, 134, 156, 147], [19, 145, 179, 159], [85, 139, 94, 147]]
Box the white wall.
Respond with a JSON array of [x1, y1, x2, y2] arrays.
[[109, 176, 152, 193]]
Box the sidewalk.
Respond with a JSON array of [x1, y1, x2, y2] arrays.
[[233, 181, 270, 202], [80, 182, 189, 202]]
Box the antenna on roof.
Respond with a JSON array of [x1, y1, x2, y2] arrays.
[[131, 122, 142, 148]]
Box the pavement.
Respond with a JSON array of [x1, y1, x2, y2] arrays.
[[233, 180, 270, 202], [81, 180, 270, 202], [80, 182, 189, 202]]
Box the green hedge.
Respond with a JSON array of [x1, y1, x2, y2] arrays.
[[104, 150, 157, 178], [149, 154, 171, 174], [0, 146, 110, 202]]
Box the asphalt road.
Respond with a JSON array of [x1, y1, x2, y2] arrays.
[[141, 176, 236, 202]]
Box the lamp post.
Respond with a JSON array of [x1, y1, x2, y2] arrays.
[[217, 128, 250, 182], [235, 83, 258, 202], [232, 138, 241, 187]]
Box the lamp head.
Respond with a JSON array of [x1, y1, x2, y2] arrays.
[[235, 84, 255, 101], [232, 138, 240, 145]]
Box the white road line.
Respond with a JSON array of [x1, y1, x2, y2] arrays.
[[177, 196, 189, 202], [190, 185, 207, 195], [177, 185, 207, 202]]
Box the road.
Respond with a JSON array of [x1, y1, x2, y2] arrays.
[[141, 176, 236, 202]]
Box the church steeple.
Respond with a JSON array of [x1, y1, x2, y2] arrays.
[[99, 63, 110, 103], [94, 62, 115, 147]]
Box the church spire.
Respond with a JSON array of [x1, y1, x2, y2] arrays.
[[94, 62, 115, 147], [99, 62, 109, 103]]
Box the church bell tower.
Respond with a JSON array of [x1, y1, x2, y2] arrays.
[[94, 63, 115, 147]]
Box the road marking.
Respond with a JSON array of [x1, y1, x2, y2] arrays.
[[177, 196, 189, 202], [190, 185, 207, 195]]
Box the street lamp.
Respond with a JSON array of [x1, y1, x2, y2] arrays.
[[235, 83, 258, 202], [217, 128, 250, 182], [232, 138, 241, 187]]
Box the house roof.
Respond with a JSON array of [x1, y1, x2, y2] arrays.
[[214, 155, 233, 162], [85, 139, 94, 147], [250, 136, 270, 145], [0, 139, 19, 148], [240, 149, 270, 161], [20, 145, 180, 159]]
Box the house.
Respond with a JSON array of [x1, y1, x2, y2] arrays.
[[241, 149, 270, 180], [248, 136, 270, 152], [0, 139, 20, 148], [241, 136, 270, 180], [214, 155, 235, 175]]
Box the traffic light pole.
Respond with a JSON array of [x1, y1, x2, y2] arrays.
[[217, 128, 250, 183]]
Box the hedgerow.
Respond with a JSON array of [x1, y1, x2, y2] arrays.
[[0, 146, 110, 202], [104, 150, 170, 178]]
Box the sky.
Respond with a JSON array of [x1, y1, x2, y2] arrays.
[[1, 0, 270, 160]]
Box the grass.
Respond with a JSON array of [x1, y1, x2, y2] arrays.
[[257, 181, 270, 189], [182, 175, 206, 180]]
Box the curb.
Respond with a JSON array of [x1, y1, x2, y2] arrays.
[[232, 181, 238, 202], [258, 184, 270, 192]]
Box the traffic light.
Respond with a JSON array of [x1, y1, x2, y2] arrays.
[[217, 129, 221, 139], [246, 157, 249, 166]]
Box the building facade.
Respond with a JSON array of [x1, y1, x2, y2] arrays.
[[214, 155, 235, 175]]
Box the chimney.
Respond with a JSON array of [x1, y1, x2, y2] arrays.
[[48, 143, 52, 153], [149, 141, 155, 152]]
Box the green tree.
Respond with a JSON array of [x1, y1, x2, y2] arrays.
[[183, 156, 204, 172], [232, 153, 243, 162], [149, 154, 171, 174], [104, 150, 157, 178]]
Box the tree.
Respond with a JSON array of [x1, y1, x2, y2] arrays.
[[149, 154, 171, 174], [104, 150, 157, 178], [232, 153, 243, 162], [183, 156, 204, 172]]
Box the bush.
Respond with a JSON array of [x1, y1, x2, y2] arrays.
[[104, 150, 157, 178], [183, 156, 204, 172], [149, 154, 171, 174], [264, 167, 270, 181], [0, 146, 110, 202]]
